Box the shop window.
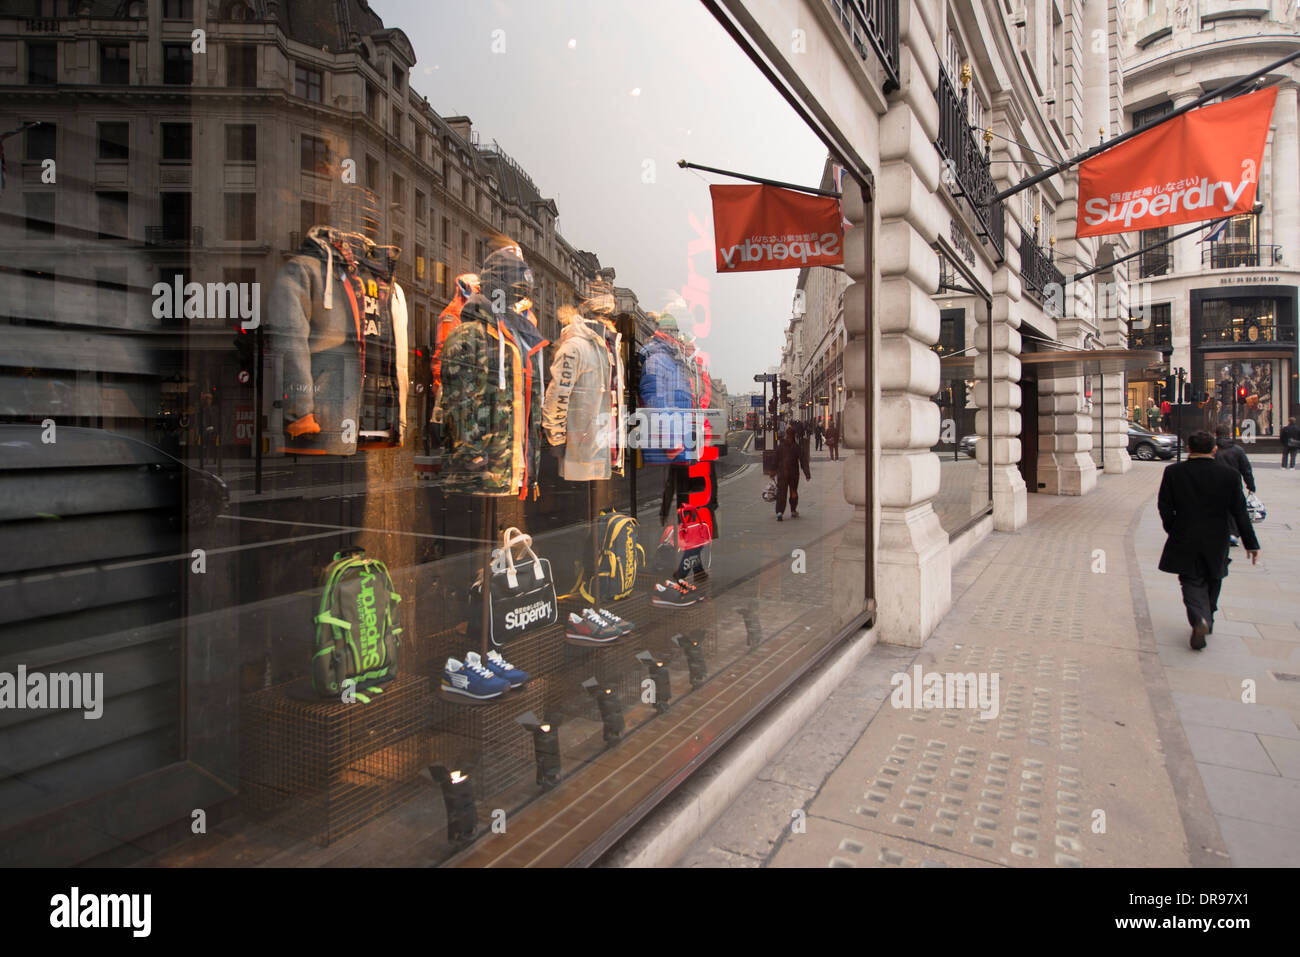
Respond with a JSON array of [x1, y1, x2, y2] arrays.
[[1199, 298, 1294, 345], [99, 42, 129, 85]]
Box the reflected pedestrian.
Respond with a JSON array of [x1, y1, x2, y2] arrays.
[[775, 424, 810, 521]]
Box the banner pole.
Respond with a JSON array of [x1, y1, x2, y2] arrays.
[[676, 159, 842, 198]]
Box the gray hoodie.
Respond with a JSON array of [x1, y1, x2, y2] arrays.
[[543, 317, 613, 481]]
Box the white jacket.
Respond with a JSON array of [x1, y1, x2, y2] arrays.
[[543, 318, 613, 481]]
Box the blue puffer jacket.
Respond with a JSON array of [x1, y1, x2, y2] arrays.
[[637, 332, 697, 464]]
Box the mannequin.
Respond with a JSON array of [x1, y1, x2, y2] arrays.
[[543, 295, 624, 481], [439, 243, 548, 498], [266, 224, 409, 455], [265, 182, 408, 456]]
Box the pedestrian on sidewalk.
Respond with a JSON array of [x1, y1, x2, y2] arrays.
[[1157, 430, 1260, 650], [1280, 416, 1300, 470], [1213, 426, 1256, 546], [825, 421, 840, 461], [814, 421, 824, 451], [774, 424, 811, 521]]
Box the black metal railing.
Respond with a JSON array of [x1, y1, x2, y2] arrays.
[[829, 0, 900, 93], [935, 68, 1004, 259], [145, 225, 203, 247], [1019, 230, 1065, 308], [1138, 246, 1171, 277], [1201, 242, 1282, 269]]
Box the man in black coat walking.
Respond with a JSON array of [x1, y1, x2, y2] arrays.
[[1280, 416, 1300, 469], [1213, 426, 1255, 546], [1157, 430, 1260, 650]]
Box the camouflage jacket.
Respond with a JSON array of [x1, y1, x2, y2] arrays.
[[439, 297, 548, 497]]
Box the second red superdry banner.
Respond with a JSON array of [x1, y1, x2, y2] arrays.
[[709, 184, 844, 273]]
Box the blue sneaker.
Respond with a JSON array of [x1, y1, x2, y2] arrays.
[[484, 650, 529, 688], [443, 655, 510, 700]]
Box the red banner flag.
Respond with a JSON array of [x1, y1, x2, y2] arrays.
[[709, 184, 844, 273], [1077, 86, 1276, 238]]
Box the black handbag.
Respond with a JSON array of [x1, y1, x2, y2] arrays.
[[467, 527, 558, 646]]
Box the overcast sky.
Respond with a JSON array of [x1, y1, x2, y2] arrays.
[[372, 0, 826, 392]]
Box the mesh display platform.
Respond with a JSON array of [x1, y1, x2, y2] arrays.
[[430, 678, 549, 798], [239, 674, 432, 846]]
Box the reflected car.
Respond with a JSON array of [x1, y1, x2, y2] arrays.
[[0, 424, 229, 526], [1128, 424, 1178, 461], [959, 434, 978, 458]]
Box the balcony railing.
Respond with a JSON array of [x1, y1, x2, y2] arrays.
[[1201, 242, 1282, 269], [828, 0, 899, 93], [145, 225, 203, 248], [1138, 247, 1171, 278], [935, 68, 1004, 259], [1020, 230, 1065, 308]]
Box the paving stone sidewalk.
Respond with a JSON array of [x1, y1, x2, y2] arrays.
[[678, 457, 1300, 867]]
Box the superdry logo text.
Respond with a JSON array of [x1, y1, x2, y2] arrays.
[[504, 598, 554, 631], [356, 570, 382, 669], [0, 667, 102, 719], [1081, 177, 1251, 231], [717, 231, 842, 270], [49, 887, 151, 937]]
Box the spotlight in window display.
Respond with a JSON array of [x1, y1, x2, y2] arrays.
[[515, 711, 562, 789], [429, 764, 477, 843], [581, 677, 624, 745], [636, 651, 672, 714]]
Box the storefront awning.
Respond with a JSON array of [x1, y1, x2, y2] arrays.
[[940, 347, 1164, 378]]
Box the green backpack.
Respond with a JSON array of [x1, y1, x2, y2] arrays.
[[574, 511, 645, 603], [312, 548, 402, 701]]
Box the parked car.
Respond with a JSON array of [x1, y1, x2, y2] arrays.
[[0, 424, 229, 527], [1128, 423, 1178, 461]]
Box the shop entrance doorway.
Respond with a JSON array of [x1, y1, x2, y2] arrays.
[[1019, 375, 1039, 492]]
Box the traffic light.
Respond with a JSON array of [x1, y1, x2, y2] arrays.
[[768, 397, 777, 415], [779, 378, 791, 404], [1237, 385, 1248, 401], [233, 330, 254, 383]]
